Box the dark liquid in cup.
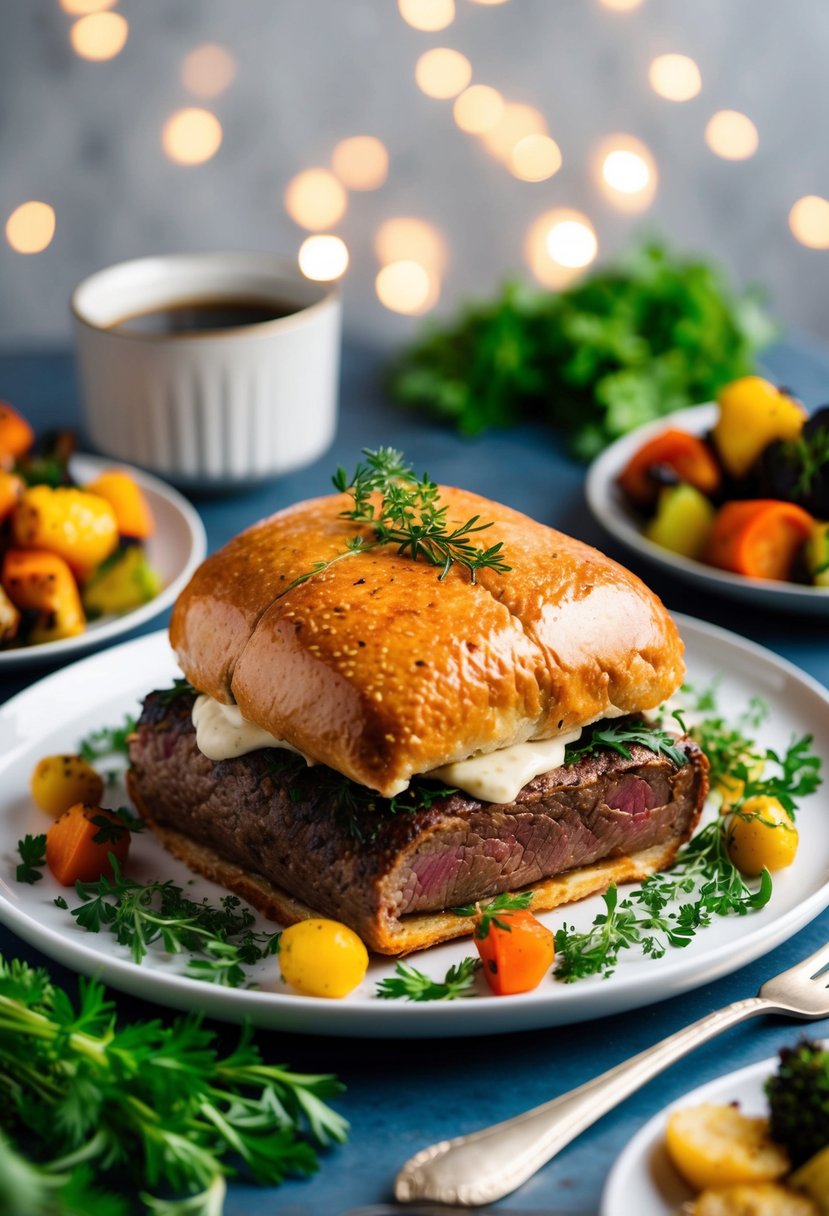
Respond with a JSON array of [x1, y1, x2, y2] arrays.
[[109, 296, 299, 335]]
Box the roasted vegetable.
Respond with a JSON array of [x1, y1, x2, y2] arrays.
[[766, 1040, 829, 1168], [82, 545, 162, 617], [85, 469, 154, 539], [45, 803, 131, 886], [791, 1145, 829, 1215], [1, 549, 85, 644], [712, 377, 807, 479], [473, 908, 556, 996], [0, 402, 34, 462], [30, 754, 105, 818], [0, 584, 20, 644], [805, 522, 829, 588], [12, 485, 119, 579], [0, 471, 23, 523], [644, 483, 716, 559], [689, 1184, 818, 1216], [665, 1103, 789, 1191], [618, 428, 721, 507], [704, 500, 814, 581]]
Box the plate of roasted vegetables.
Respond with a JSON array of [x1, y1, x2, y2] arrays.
[[602, 1039, 829, 1215], [0, 403, 206, 666], [586, 377, 829, 613]]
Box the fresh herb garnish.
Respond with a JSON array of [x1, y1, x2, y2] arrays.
[[389, 243, 776, 458], [564, 720, 687, 768], [285, 447, 510, 594], [88, 807, 144, 845], [78, 715, 137, 765], [16, 834, 47, 884], [375, 957, 481, 1002], [453, 891, 534, 939], [554, 825, 774, 981], [0, 954, 347, 1214], [66, 859, 281, 987], [154, 678, 197, 708], [314, 769, 457, 844]]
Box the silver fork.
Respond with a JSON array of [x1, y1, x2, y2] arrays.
[[395, 939, 829, 1208]]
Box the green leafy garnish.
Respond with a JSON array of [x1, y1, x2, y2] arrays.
[[389, 243, 776, 458], [564, 720, 687, 768], [88, 807, 144, 845], [15, 834, 47, 885], [66, 858, 281, 987], [554, 824, 774, 981], [375, 957, 481, 1002], [285, 446, 510, 593], [0, 954, 347, 1214], [453, 891, 534, 939], [78, 715, 137, 766]]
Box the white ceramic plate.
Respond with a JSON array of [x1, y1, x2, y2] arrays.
[[586, 403, 829, 615], [601, 1050, 793, 1215], [0, 454, 207, 668], [1, 615, 828, 1038]]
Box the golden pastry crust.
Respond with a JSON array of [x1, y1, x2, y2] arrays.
[[170, 488, 684, 796]]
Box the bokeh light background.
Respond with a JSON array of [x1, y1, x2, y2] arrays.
[[2, 0, 828, 342]]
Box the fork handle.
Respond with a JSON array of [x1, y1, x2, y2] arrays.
[[395, 995, 773, 1207]]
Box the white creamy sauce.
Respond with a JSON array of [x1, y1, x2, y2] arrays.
[[192, 695, 314, 766], [427, 730, 583, 804], [192, 695, 594, 803]]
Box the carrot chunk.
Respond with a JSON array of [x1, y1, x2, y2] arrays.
[[45, 803, 131, 886], [85, 469, 155, 540], [704, 499, 815, 581], [2, 548, 85, 643], [618, 428, 721, 507], [0, 471, 24, 523], [474, 909, 556, 996], [0, 402, 34, 461]]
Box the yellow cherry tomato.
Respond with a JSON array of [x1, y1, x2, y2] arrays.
[[725, 795, 799, 876], [279, 918, 369, 999], [30, 754, 105, 818]]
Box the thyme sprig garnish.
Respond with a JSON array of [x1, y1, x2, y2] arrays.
[[66, 859, 281, 987], [78, 716, 137, 764], [375, 958, 481, 1002], [284, 447, 510, 593]]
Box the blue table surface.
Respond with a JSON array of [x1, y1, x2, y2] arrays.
[[2, 337, 829, 1215]]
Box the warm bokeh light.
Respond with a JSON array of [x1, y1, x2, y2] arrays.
[[705, 110, 758, 160], [5, 202, 56, 255], [162, 109, 223, 166], [284, 169, 348, 230], [181, 44, 237, 99], [298, 235, 350, 281], [595, 135, 657, 211], [60, 0, 116, 13], [482, 102, 546, 163], [509, 134, 562, 182], [374, 217, 447, 275], [376, 260, 438, 315], [597, 0, 644, 10], [453, 85, 504, 134], [331, 136, 388, 191], [69, 11, 128, 60], [789, 196, 829, 249], [525, 210, 596, 289], [648, 53, 702, 102], [415, 48, 472, 99], [547, 216, 598, 268], [397, 0, 455, 31]]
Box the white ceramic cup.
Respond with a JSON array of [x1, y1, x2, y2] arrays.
[[72, 252, 341, 489]]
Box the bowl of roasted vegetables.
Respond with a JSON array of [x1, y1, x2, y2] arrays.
[[0, 402, 207, 665], [586, 376, 829, 614]]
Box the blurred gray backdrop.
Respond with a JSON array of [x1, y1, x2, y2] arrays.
[[1, 0, 828, 347]]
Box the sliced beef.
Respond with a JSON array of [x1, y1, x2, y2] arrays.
[[128, 691, 707, 939]]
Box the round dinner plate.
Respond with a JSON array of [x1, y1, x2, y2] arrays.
[[1, 614, 828, 1038], [600, 1048, 803, 1215], [0, 454, 207, 669], [586, 403, 829, 615]]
